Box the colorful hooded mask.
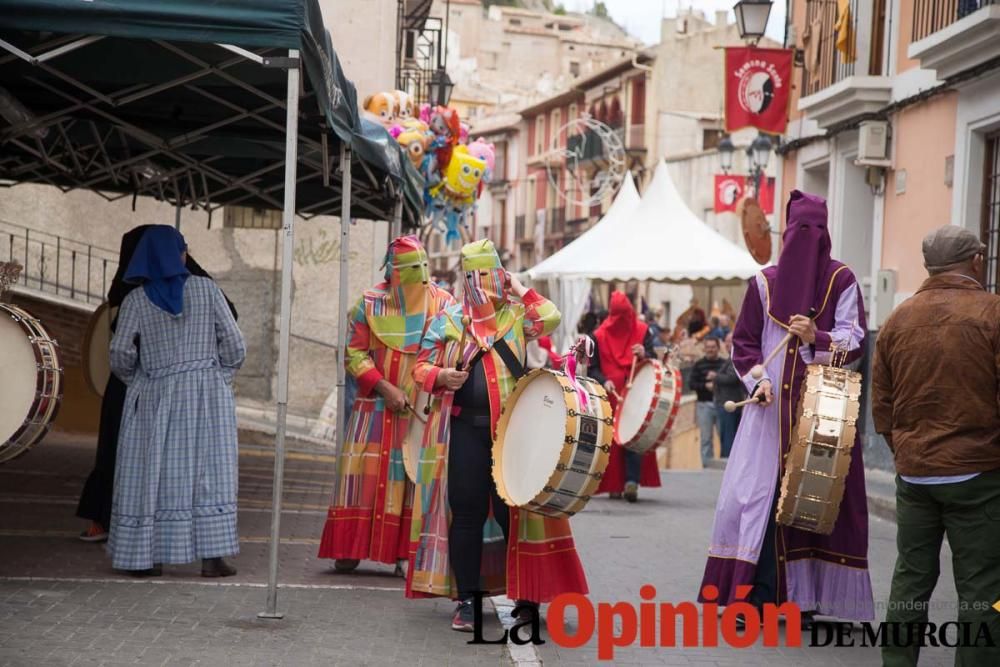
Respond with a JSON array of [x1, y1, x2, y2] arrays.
[[364, 235, 432, 354], [460, 239, 515, 350]]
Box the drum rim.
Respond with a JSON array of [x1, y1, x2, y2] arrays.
[[613, 359, 683, 454], [492, 368, 612, 518], [0, 303, 63, 463], [82, 301, 112, 398]]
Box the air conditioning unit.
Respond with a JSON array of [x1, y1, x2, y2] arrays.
[[856, 120, 891, 167]]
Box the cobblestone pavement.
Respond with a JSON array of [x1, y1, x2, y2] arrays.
[[0, 435, 964, 665]]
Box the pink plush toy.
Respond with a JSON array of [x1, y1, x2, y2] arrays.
[[467, 138, 496, 182]]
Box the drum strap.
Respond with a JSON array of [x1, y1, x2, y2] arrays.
[[493, 338, 526, 380]]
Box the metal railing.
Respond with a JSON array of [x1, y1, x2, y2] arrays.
[[913, 0, 997, 42], [803, 0, 887, 97], [514, 214, 527, 241], [0, 219, 118, 304], [547, 207, 566, 236]]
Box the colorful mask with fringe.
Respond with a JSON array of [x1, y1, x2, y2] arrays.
[[460, 239, 515, 350], [364, 235, 431, 353]]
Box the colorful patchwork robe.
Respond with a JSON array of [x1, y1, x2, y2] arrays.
[[405, 289, 590, 602], [318, 284, 455, 564]]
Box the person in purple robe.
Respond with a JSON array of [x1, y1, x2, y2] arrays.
[[698, 190, 874, 622]]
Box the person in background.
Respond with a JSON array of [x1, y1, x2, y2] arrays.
[[872, 225, 1000, 667], [711, 313, 732, 340], [77, 226, 238, 543], [319, 236, 454, 574], [690, 336, 725, 465], [108, 225, 245, 577], [589, 291, 660, 503], [537, 335, 563, 370], [713, 332, 745, 459]]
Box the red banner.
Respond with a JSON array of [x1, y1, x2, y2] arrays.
[[714, 174, 776, 214], [724, 47, 793, 134]]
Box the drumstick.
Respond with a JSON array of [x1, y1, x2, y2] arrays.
[[454, 315, 472, 372], [750, 307, 818, 380], [723, 395, 764, 413], [406, 402, 427, 424], [626, 354, 638, 389]]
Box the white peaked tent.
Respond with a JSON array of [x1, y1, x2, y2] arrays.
[[527, 161, 761, 348]]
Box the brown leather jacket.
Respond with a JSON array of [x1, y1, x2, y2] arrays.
[[872, 273, 1000, 476]]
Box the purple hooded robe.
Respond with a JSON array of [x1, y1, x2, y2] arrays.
[[698, 191, 874, 621]]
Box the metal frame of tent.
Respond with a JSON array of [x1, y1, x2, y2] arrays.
[[0, 7, 416, 618]]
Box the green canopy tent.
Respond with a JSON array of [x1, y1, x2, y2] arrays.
[[0, 0, 421, 618]]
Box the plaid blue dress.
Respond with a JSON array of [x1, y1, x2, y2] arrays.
[[108, 276, 246, 570]]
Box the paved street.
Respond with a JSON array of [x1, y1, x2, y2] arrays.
[[0, 434, 961, 666]]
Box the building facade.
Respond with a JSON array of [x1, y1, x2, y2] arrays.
[[777, 0, 1000, 469]]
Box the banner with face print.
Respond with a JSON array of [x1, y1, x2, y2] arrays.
[[724, 47, 793, 134]]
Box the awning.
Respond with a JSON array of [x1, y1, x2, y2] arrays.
[[0, 0, 421, 221]]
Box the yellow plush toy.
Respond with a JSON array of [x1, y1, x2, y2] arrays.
[[429, 144, 485, 205]]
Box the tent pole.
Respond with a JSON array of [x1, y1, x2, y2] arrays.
[[390, 197, 403, 239], [174, 202, 182, 230], [259, 48, 300, 621], [326, 142, 352, 557]]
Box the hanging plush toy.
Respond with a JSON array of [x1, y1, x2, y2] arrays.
[[395, 121, 432, 172], [393, 90, 415, 122], [428, 106, 461, 171], [362, 92, 397, 128], [467, 138, 496, 183], [427, 144, 486, 245]]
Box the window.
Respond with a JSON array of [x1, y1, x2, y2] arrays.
[[568, 103, 578, 123], [702, 129, 724, 151], [534, 116, 545, 155], [550, 109, 562, 150], [982, 132, 1000, 293], [223, 206, 281, 229], [569, 61, 580, 77], [630, 77, 646, 125], [509, 18, 521, 26]]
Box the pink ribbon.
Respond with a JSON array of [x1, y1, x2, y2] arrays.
[[564, 335, 594, 408]]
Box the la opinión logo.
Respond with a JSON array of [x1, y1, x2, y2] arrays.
[[466, 586, 998, 660]]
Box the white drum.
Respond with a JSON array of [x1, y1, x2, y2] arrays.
[[83, 302, 115, 397], [0, 304, 63, 463], [493, 369, 612, 518], [402, 391, 435, 483], [614, 359, 682, 454]]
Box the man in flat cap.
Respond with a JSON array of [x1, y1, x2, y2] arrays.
[[873, 224, 1000, 667]]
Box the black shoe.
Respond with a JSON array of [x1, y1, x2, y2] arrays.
[[201, 557, 237, 578], [128, 564, 162, 578], [800, 611, 817, 629], [333, 558, 360, 573], [451, 599, 475, 632], [513, 600, 540, 623], [624, 482, 638, 503], [733, 604, 763, 629]]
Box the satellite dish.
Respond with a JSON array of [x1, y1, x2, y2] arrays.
[[739, 197, 772, 265]]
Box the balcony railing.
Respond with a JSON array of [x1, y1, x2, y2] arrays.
[[803, 0, 886, 97], [1, 219, 118, 305], [913, 0, 997, 42], [565, 127, 627, 165], [547, 208, 566, 236]]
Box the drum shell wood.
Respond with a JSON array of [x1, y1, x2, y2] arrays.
[[492, 369, 613, 519], [83, 302, 115, 398], [402, 390, 437, 484], [776, 364, 861, 535], [0, 304, 63, 464], [613, 359, 683, 455]]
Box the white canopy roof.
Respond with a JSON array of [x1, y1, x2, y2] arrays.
[[527, 161, 763, 285]]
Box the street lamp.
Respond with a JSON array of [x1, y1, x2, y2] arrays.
[[750, 133, 773, 172], [427, 68, 454, 108], [734, 0, 773, 44], [718, 134, 735, 173]]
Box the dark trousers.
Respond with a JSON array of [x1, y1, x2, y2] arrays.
[[448, 417, 510, 602], [883, 471, 1000, 667], [76, 375, 127, 529], [751, 487, 780, 607], [716, 406, 741, 459], [624, 448, 642, 485]]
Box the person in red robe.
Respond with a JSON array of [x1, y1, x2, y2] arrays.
[[587, 291, 661, 502]]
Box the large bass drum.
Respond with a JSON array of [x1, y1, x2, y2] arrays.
[[493, 369, 612, 518], [776, 364, 861, 535], [83, 302, 115, 397], [614, 359, 682, 454], [0, 304, 63, 463]]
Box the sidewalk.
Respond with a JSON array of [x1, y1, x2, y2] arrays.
[[1, 434, 962, 666]]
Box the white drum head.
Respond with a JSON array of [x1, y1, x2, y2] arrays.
[[403, 391, 431, 483], [617, 362, 658, 443], [84, 304, 113, 397], [499, 372, 566, 506], [0, 314, 36, 444]]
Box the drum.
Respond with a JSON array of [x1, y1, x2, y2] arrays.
[[0, 304, 63, 464], [614, 359, 683, 454], [776, 364, 861, 535], [402, 391, 436, 483], [83, 302, 115, 397], [493, 369, 612, 518]]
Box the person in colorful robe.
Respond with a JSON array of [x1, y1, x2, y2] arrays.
[[698, 191, 874, 622], [318, 236, 455, 572], [405, 239, 588, 632], [587, 291, 660, 503]]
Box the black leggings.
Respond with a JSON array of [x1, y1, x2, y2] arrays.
[[448, 417, 510, 601]]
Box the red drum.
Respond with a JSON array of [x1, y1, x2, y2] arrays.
[[0, 304, 63, 463], [614, 359, 682, 455]]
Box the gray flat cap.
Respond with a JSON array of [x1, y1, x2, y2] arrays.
[[922, 225, 986, 271]]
